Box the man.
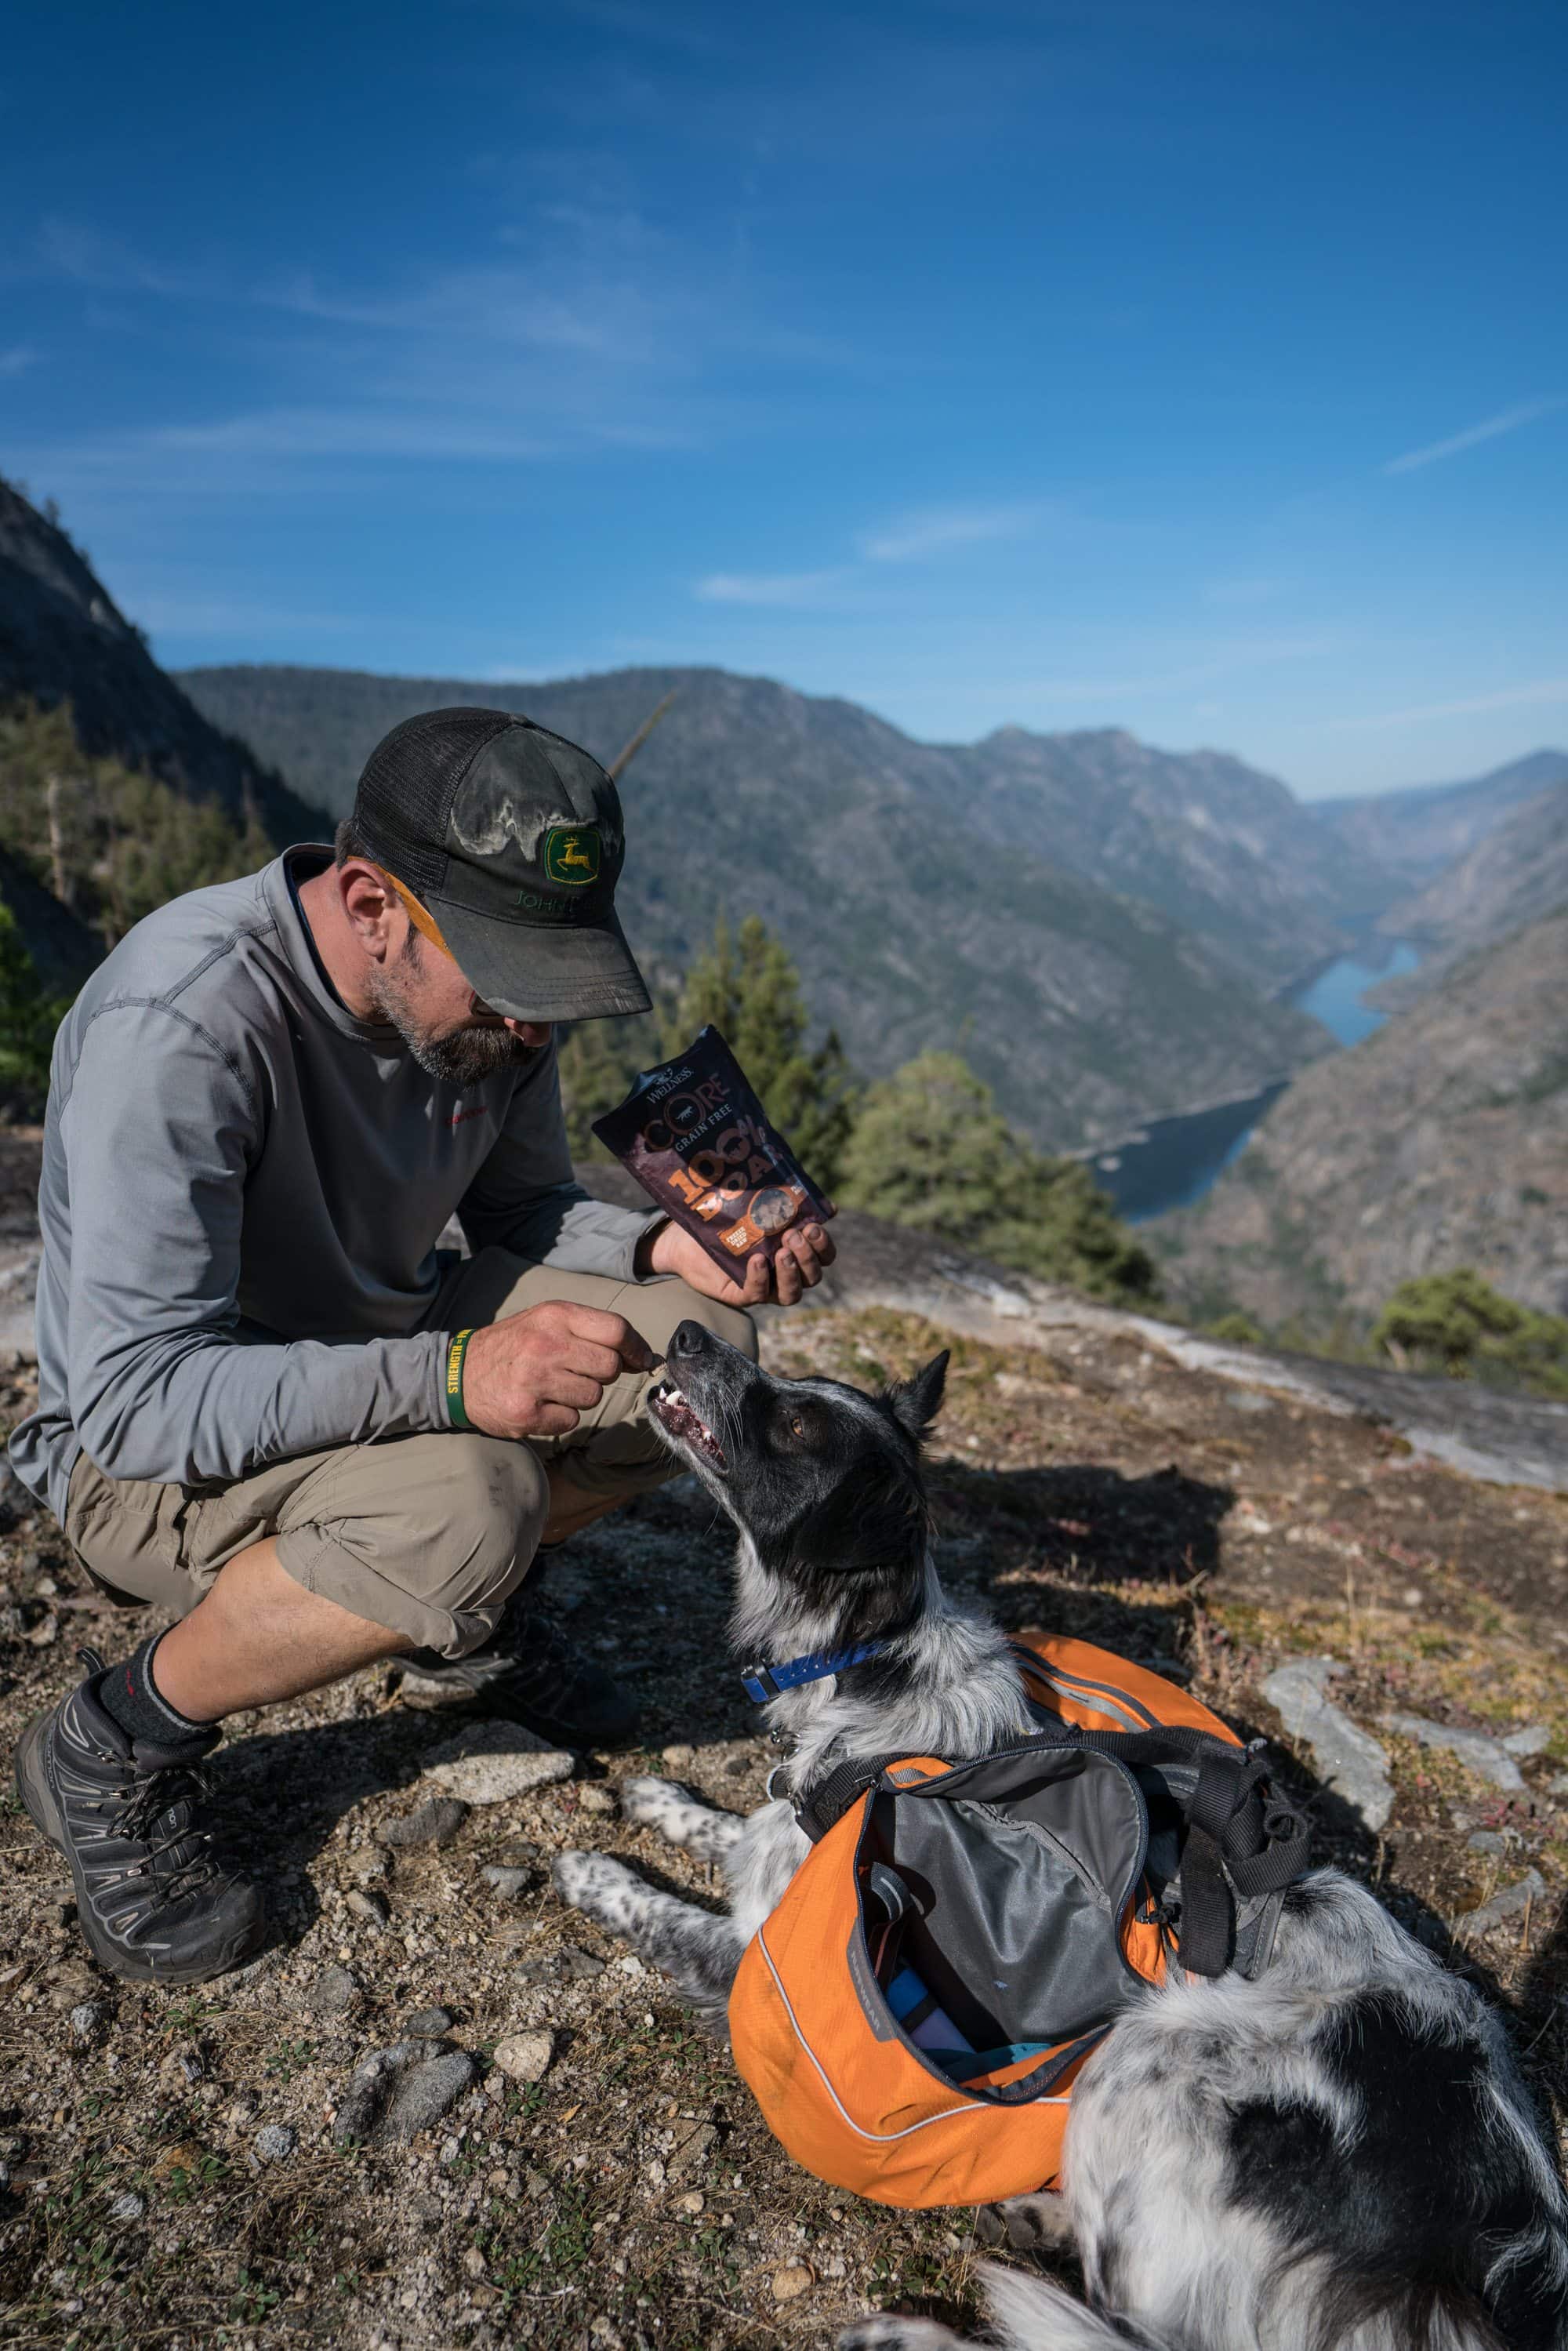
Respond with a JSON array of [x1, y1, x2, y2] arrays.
[[8, 706, 833, 1986]]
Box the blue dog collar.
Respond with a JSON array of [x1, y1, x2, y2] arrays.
[[740, 1640, 889, 1705]]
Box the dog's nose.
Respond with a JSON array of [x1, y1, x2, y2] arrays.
[[668, 1320, 710, 1362]]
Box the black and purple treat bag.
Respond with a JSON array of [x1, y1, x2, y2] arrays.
[[592, 1026, 836, 1281]]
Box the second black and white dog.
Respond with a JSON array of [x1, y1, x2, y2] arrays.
[[554, 1321, 1568, 2351]]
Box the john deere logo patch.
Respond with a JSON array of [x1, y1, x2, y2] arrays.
[[543, 826, 601, 887]]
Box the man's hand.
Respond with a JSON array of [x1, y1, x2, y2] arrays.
[[637, 1215, 837, 1308], [460, 1301, 655, 1440]]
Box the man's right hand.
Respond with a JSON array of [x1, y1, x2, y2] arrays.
[[459, 1303, 655, 1440]]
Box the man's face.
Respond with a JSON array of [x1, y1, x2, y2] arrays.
[[365, 921, 553, 1085]]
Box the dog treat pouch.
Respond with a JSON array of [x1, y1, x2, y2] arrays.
[[591, 1025, 835, 1281]]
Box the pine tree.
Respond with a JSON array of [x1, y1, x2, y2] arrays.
[[837, 1050, 1158, 1304], [0, 698, 267, 950], [555, 1011, 664, 1161], [670, 914, 858, 1190]]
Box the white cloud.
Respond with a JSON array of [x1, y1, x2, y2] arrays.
[[0, 345, 38, 377], [694, 568, 851, 607], [1327, 678, 1568, 730], [858, 500, 1046, 563], [1382, 398, 1559, 476]]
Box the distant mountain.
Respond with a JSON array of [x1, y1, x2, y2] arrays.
[[0, 477, 323, 843], [1154, 908, 1568, 1329], [175, 662, 1330, 1152], [1312, 750, 1568, 896], [180, 665, 1375, 990], [949, 725, 1384, 982], [1385, 780, 1568, 960]]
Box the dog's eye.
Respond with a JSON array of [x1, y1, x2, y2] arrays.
[[789, 1415, 806, 1438]]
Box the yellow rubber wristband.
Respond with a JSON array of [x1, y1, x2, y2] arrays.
[[446, 1329, 474, 1430]]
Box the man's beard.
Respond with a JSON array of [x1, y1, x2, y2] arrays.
[[365, 937, 545, 1085]]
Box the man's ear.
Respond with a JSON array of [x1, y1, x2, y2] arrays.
[[885, 1350, 949, 1441], [339, 861, 399, 961]]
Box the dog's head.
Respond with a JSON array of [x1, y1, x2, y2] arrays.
[[648, 1321, 949, 1637]]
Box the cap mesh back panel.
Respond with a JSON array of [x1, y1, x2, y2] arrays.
[[354, 707, 517, 897]]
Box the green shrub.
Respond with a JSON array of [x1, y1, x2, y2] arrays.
[[1371, 1268, 1568, 1397], [837, 1051, 1159, 1305]]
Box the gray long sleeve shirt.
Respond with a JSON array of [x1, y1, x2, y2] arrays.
[[9, 848, 656, 1523]]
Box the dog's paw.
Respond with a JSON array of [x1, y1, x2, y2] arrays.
[[838, 2320, 966, 2351], [620, 1774, 687, 1830], [990, 2190, 1074, 2251], [551, 1849, 641, 1922]]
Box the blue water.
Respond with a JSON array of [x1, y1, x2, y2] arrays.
[[1291, 940, 1421, 1047], [1092, 941, 1420, 1223]]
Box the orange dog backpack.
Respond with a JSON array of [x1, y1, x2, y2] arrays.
[[728, 1632, 1309, 2210]]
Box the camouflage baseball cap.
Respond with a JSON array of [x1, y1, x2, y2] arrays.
[[350, 706, 651, 1021]]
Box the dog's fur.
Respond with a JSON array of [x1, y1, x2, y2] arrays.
[[554, 1324, 1568, 2351]]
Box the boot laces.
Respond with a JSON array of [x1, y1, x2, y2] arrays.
[[74, 1649, 223, 1901], [113, 1762, 223, 1901]]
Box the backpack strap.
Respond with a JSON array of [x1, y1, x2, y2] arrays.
[[1045, 1726, 1309, 1975], [795, 1750, 907, 1844], [793, 1724, 1309, 1978]]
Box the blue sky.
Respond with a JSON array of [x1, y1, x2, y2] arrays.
[[2, 0, 1563, 796]]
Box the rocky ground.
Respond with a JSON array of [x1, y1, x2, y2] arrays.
[[3, 1212, 1568, 2350]]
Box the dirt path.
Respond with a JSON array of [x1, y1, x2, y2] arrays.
[[2, 1303, 1566, 2351]]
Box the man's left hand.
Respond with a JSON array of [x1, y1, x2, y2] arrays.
[[636, 1215, 837, 1308]]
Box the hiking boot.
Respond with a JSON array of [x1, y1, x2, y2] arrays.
[[14, 1650, 266, 1986], [398, 1596, 641, 1750]]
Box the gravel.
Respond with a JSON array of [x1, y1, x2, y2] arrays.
[[402, 2006, 456, 2037], [481, 1865, 535, 1899], [380, 1796, 471, 1849], [255, 2124, 297, 2161], [307, 1964, 361, 2019], [332, 2039, 478, 2149], [491, 2030, 555, 2084]]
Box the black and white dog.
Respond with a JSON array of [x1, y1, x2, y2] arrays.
[[554, 1322, 1568, 2351]]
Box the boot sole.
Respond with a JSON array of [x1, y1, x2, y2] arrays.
[[15, 1707, 267, 1988]]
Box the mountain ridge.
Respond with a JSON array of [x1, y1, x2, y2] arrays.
[[1311, 749, 1568, 896], [173, 660, 1331, 1151], [178, 660, 1381, 987], [1383, 779, 1568, 963], [0, 478, 325, 844]]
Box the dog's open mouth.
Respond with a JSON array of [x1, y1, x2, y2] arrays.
[[648, 1379, 726, 1468]]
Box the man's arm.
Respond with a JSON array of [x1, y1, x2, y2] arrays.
[[60, 1004, 450, 1486], [456, 1041, 662, 1279]]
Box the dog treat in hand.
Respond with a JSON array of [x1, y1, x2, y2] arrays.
[[592, 1026, 835, 1281]]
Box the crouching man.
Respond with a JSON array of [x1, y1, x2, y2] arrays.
[[8, 707, 833, 1986]]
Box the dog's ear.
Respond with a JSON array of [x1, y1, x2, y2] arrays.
[[885, 1350, 949, 1441]]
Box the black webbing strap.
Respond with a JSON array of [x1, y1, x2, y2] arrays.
[[795, 1750, 907, 1844], [793, 1724, 1309, 1979]]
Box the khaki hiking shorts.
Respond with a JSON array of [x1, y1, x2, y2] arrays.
[[62, 1251, 755, 1659]]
